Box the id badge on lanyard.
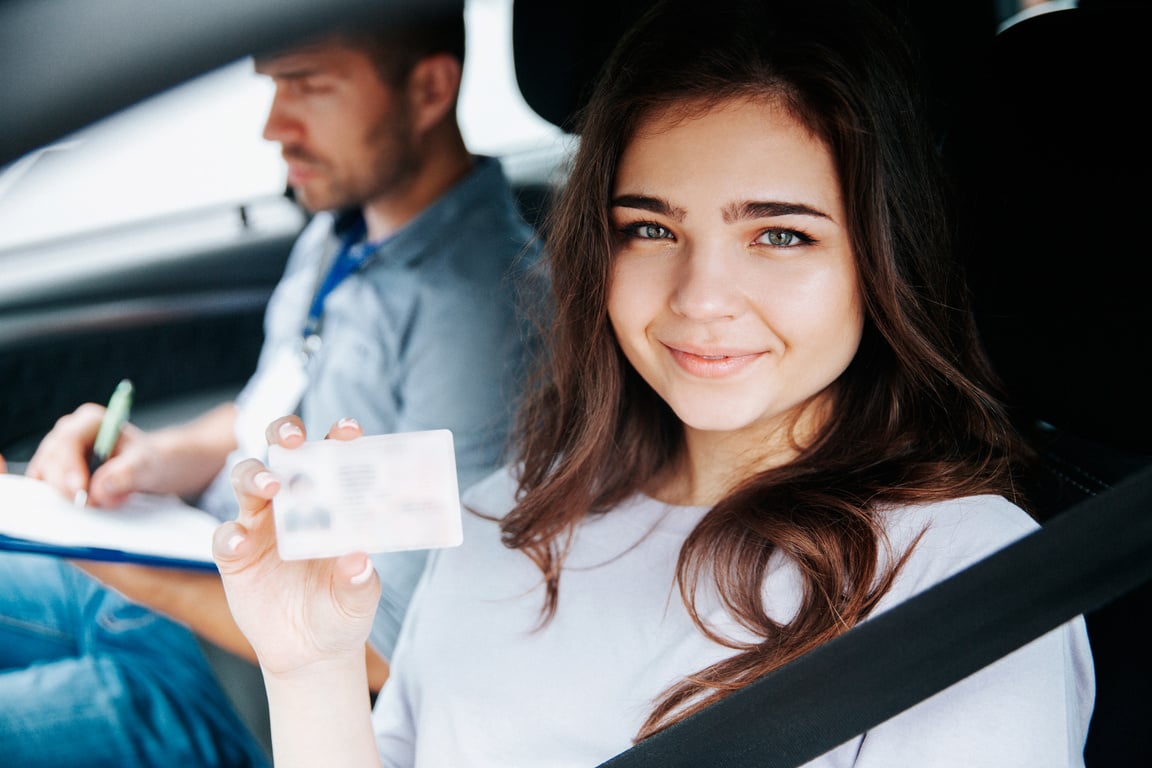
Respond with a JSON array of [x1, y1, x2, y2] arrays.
[[234, 347, 309, 460]]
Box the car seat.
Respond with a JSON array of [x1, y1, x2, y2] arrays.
[[948, 3, 1152, 765]]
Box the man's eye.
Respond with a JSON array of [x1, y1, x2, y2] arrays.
[[290, 78, 333, 96]]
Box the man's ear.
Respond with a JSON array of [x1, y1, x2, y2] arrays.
[[406, 53, 462, 133]]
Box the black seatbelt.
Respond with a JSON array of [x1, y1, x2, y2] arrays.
[[597, 464, 1152, 768]]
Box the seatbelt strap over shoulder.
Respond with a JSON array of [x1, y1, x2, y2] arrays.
[[598, 464, 1152, 768]]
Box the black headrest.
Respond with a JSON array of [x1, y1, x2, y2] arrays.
[[511, 0, 647, 132], [952, 6, 1152, 455], [511, 0, 994, 134]]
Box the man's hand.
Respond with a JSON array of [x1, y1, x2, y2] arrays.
[[25, 402, 238, 507], [26, 402, 126, 504]]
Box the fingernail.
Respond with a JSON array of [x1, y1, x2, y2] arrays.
[[254, 471, 277, 492], [278, 421, 304, 440], [227, 534, 244, 553], [337, 417, 360, 430], [350, 560, 375, 585]]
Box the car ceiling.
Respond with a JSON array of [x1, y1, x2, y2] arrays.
[[0, 0, 463, 168]]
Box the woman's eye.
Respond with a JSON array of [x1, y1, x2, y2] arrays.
[[758, 229, 810, 247], [623, 222, 672, 240]]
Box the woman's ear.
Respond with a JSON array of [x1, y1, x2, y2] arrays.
[[405, 53, 462, 134]]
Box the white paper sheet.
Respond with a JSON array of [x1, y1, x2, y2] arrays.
[[0, 474, 218, 566]]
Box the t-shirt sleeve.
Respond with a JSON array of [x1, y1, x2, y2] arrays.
[[828, 496, 1096, 767]]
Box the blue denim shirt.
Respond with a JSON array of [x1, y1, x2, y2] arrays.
[[201, 155, 545, 656]]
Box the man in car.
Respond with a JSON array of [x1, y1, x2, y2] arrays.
[[0, 5, 544, 766]]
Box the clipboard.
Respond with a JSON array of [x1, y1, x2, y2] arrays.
[[0, 474, 219, 570], [0, 534, 218, 570]]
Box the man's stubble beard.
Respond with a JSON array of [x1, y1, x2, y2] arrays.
[[296, 104, 421, 215]]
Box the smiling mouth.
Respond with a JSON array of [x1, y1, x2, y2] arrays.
[[666, 346, 763, 378]]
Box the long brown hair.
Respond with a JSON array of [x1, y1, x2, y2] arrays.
[[505, 0, 1025, 740]]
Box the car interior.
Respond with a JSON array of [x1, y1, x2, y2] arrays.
[[1, 0, 1149, 766]]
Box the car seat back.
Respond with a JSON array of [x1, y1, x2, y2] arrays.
[[949, 5, 1152, 765]]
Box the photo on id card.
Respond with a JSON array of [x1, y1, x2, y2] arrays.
[[267, 429, 462, 560]]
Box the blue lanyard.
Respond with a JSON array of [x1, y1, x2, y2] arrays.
[[302, 218, 380, 342]]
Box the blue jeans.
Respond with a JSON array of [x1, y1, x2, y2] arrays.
[[0, 553, 269, 767]]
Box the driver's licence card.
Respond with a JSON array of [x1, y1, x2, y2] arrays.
[[267, 429, 462, 560]]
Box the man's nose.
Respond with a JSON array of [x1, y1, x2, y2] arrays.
[[261, 96, 298, 145]]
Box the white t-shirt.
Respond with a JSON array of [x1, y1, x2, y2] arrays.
[[372, 466, 1095, 767]]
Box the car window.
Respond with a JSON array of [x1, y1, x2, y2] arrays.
[[0, 0, 566, 254], [0, 61, 281, 252]]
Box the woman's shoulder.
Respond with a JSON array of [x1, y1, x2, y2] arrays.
[[878, 494, 1039, 603], [888, 493, 1037, 539], [459, 463, 522, 521]]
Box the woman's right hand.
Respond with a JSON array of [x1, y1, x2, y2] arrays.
[[212, 415, 382, 679]]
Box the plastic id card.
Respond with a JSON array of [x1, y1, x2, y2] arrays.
[[267, 429, 462, 560]]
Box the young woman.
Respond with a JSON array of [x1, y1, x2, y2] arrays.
[[214, 0, 1095, 765]]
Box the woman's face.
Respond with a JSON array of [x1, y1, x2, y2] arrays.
[[607, 96, 863, 452]]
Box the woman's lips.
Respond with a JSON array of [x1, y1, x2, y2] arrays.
[[666, 345, 764, 378]]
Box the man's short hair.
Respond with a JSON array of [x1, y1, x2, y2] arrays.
[[337, 3, 466, 86]]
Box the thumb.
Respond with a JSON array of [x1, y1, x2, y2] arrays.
[[335, 553, 382, 616], [212, 521, 254, 574]]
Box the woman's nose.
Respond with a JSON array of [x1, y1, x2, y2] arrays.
[[668, 244, 743, 321]]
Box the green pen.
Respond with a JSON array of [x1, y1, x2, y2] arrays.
[[74, 378, 135, 507]]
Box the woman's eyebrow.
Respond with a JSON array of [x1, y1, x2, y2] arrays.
[[724, 200, 831, 223], [610, 194, 686, 222], [610, 195, 830, 224]]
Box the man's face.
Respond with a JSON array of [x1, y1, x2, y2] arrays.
[[255, 41, 418, 213]]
